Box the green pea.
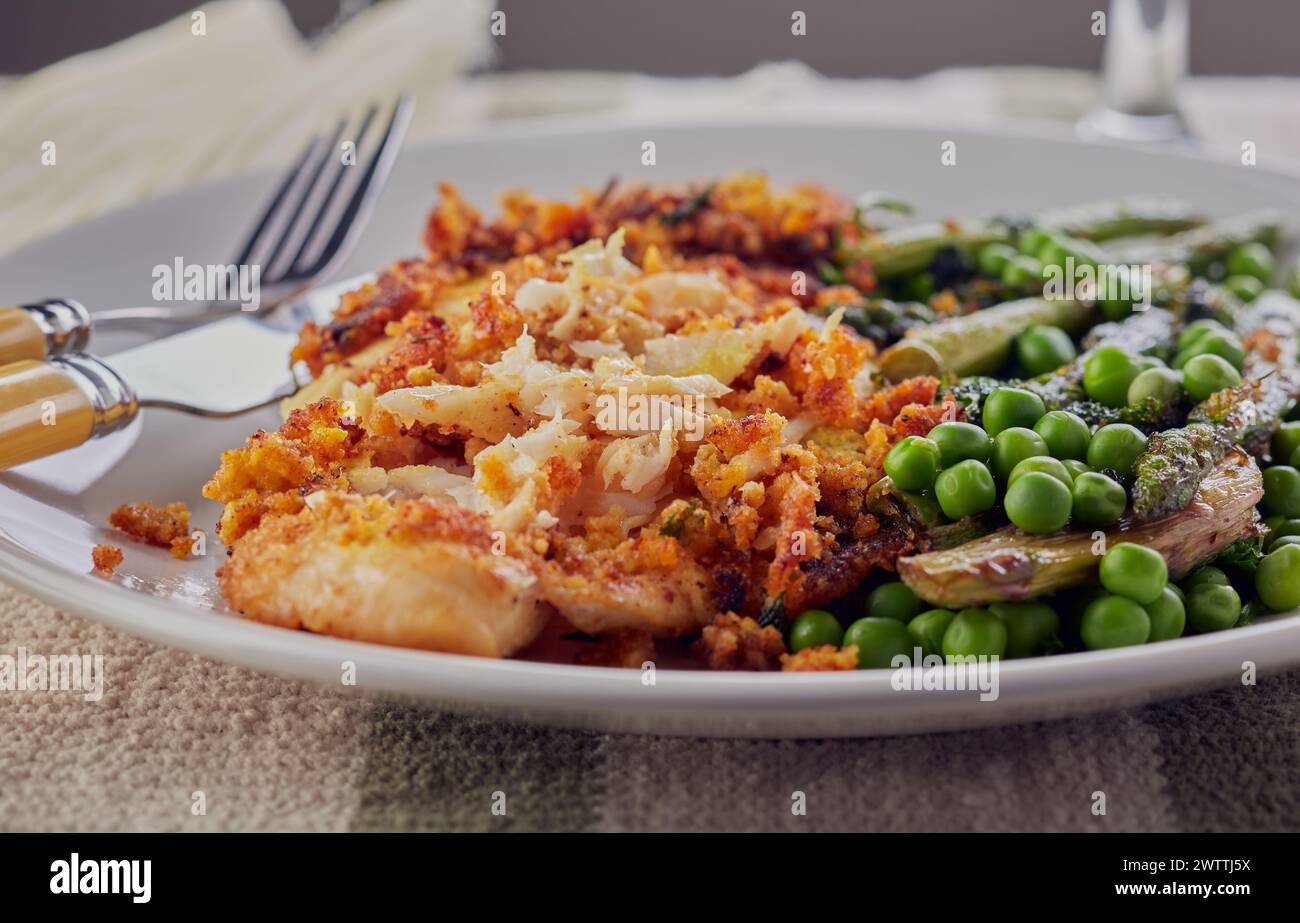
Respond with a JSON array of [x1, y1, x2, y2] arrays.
[[1185, 331, 1246, 370], [1099, 542, 1168, 605], [1086, 423, 1148, 478], [982, 387, 1047, 437], [1224, 275, 1264, 303], [1185, 583, 1241, 633], [1185, 353, 1242, 403], [1256, 544, 1300, 611], [929, 421, 991, 467], [1083, 345, 1141, 408], [1034, 410, 1091, 460], [977, 242, 1018, 277], [1183, 565, 1229, 590], [991, 427, 1049, 482], [1272, 422, 1300, 467], [1099, 291, 1135, 321], [1038, 233, 1103, 270], [1017, 227, 1049, 256], [1178, 318, 1229, 352], [907, 608, 956, 658], [1062, 459, 1093, 480], [1127, 367, 1183, 406], [884, 435, 941, 491], [1266, 518, 1300, 548], [865, 581, 925, 623], [1002, 254, 1044, 288], [942, 607, 1008, 660], [1144, 587, 1186, 642], [1008, 455, 1074, 490], [790, 609, 844, 652], [1071, 471, 1128, 525], [1263, 465, 1300, 517], [1226, 242, 1276, 284], [1015, 324, 1077, 377], [1182, 353, 1242, 402], [1080, 594, 1151, 649], [1167, 582, 1186, 604], [933, 459, 997, 520], [1269, 535, 1300, 552], [1134, 354, 1166, 373], [1005, 471, 1072, 534], [1058, 586, 1107, 644], [989, 600, 1061, 658], [843, 617, 916, 669]]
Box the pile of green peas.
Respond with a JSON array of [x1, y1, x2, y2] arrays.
[[788, 533, 1300, 667], [1080, 325, 1245, 413], [883, 384, 1141, 535], [789, 580, 1063, 667], [1222, 241, 1276, 303], [976, 230, 1139, 319]]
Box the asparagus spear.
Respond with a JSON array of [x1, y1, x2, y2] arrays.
[[877, 297, 1094, 381], [1129, 423, 1233, 521], [898, 452, 1262, 607], [1104, 210, 1281, 274], [839, 219, 1010, 279], [1036, 198, 1204, 242]]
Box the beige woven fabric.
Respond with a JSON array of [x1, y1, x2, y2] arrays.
[[3, 0, 1300, 832]]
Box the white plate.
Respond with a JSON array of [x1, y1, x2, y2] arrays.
[[3, 116, 1299, 738]]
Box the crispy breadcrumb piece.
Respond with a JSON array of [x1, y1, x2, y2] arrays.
[[859, 376, 940, 428], [91, 544, 124, 574], [780, 644, 859, 672], [573, 630, 655, 668], [692, 612, 785, 671], [107, 502, 192, 559]]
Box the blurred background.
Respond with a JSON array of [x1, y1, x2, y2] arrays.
[[4, 0, 1300, 76], [4, 0, 1300, 257]]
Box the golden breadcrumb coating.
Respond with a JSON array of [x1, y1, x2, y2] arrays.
[[205, 174, 953, 663], [107, 501, 192, 559], [91, 544, 123, 574], [691, 612, 786, 671], [780, 644, 860, 672]]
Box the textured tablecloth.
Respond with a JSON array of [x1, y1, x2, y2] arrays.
[[3, 0, 1300, 832]]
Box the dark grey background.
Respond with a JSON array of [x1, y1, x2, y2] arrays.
[[3, 0, 1298, 77]]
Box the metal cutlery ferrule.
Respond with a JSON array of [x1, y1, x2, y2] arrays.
[[0, 299, 92, 365], [0, 353, 136, 470], [55, 353, 139, 437]]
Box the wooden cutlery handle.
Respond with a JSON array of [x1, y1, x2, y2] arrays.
[[0, 355, 137, 470], [0, 307, 49, 363], [0, 300, 92, 366]]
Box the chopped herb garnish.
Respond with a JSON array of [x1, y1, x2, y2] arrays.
[[659, 500, 701, 538], [660, 185, 714, 226], [756, 593, 789, 634]]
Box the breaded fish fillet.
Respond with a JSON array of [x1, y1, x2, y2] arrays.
[[219, 493, 545, 658]]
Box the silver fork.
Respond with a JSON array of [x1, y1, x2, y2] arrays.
[[1, 94, 414, 361], [0, 97, 415, 470]]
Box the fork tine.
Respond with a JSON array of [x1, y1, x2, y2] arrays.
[[229, 133, 324, 269], [256, 114, 352, 278], [285, 103, 381, 275], [295, 94, 415, 279]]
